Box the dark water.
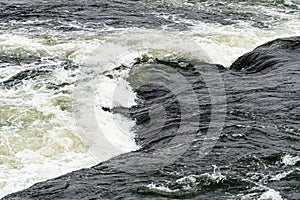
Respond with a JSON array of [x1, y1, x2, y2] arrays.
[[0, 0, 300, 199], [1, 0, 299, 31]]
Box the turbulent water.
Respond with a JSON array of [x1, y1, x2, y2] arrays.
[[0, 0, 299, 199]]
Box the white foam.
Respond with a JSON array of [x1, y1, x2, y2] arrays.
[[92, 76, 138, 152], [0, 78, 98, 198], [282, 154, 300, 166], [145, 166, 226, 195], [270, 170, 294, 181], [199, 165, 227, 183], [0, 151, 96, 198], [100, 28, 211, 62], [146, 183, 179, 193], [0, 34, 51, 57], [189, 18, 300, 67], [258, 189, 284, 200], [176, 175, 197, 184]]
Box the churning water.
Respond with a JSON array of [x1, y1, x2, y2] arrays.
[[0, 0, 299, 199]]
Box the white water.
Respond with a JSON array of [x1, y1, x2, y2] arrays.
[[0, 6, 300, 198]]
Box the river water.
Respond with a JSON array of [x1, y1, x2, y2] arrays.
[[0, 0, 299, 199]]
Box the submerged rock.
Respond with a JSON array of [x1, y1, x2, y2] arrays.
[[3, 36, 300, 200]]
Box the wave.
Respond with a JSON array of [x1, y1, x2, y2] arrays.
[[3, 36, 299, 200]]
